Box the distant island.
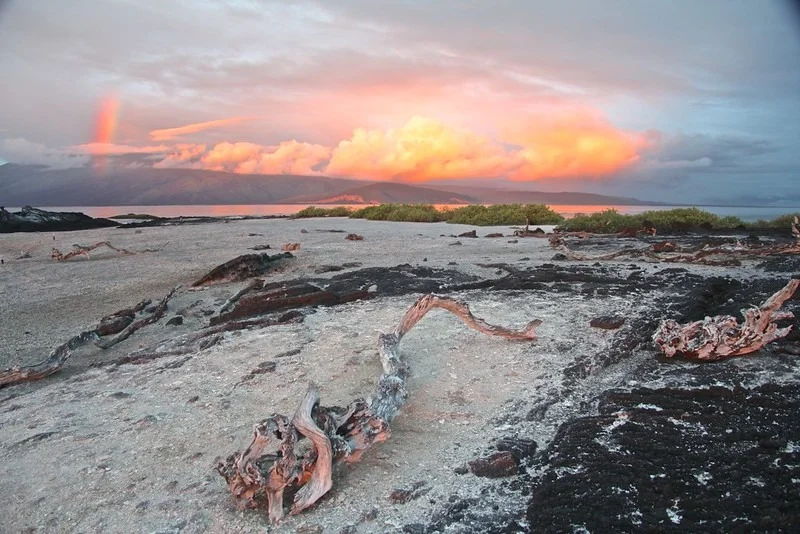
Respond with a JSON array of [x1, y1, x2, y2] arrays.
[[0, 163, 663, 207]]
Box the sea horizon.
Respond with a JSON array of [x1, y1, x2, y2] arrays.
[[5, 203, 800, 222]]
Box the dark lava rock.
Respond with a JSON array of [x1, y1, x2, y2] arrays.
[[485, 232, 504, 238], [402, 524, 425, 534], [449, 241, 463, 246], [458, 230, 478, 238], [508, 239, 518, 243], [496, 437, 538, 463], [249, 244, 271, 251], [468, 451, 519, 478], [552, 253, 569, 261], [166, 316, 184, 326], [527, 383, 800, 532], [589, 315, 626, 329], [249, 361, 276, 374], [1, 206, 118, 233], [314, 264, 345, 274], [389, 481, 431, 504], [192, 252, 293, 287]]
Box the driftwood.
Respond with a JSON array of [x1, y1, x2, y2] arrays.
[[216, 294, 540, 523], [51, 241, 166, 261], [128, 310, 305, 358], [549, 220, 800, 265], [653, 279, 799, 360], [0, 287, 180, 387], [192, 252, 293, 287], [0, 330, 99, 386], [95, 286, 181, 349], [282, 243, 300, 252]]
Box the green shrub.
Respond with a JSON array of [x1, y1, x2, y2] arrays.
[[750, 213, 800, 228], [558, 207, 747, 233], [349, 204, 447, 222], [108, 213, 159, 220], [447, 204, 564, 226], [292, 206, 353, 218]]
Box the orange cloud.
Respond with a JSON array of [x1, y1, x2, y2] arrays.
[[155, 140, 330, 175], [146, 113, 647, 181], [149, 117, 256, 141], [326, 116, 513, 181], [508, 112, 650, 180]]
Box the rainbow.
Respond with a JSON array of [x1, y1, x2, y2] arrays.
[[92, 93, 120, 173]]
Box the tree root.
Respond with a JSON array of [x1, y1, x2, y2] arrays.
[[653, 279, 799, 360], [51, 241, 167, 261], [216, 294, 539, 523]]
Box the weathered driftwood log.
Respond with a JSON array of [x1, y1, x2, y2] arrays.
[[0, 287, 181, 387], [0, 330, 99, 386], [51, 241, 167, 261], [281, 243, 300, 252], [653, 279, 799, 360], [192, 252, 293, 287], [95, 286, 181, 349], [216, 294, 540, 523], [96, 299, 151, 336]]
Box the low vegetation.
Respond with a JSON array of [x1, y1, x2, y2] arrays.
[[556, 207, 799, 233], [293, 203, 565, 225], [108, 213, 160, 220], [291, 204, 799, 232], [446, 204, 564, 226], [349, 203, 447, 222], [291, 206, 353, 218]]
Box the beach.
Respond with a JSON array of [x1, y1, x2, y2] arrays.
[[1, 217, 798, 533]]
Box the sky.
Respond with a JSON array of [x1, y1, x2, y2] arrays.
[[0, 0, 799, 204]]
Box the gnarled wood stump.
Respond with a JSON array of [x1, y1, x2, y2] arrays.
[[216, 294, 540, 523], [653, 279, 799, 360]]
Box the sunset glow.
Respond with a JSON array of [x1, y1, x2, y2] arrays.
[[149, 114, 647, 182], [2, 0, 797, 204]]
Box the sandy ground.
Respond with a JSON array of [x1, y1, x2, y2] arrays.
[[0, 218, 788, 534]]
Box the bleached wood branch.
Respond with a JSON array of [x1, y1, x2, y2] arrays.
[[0, 286, 181, 387], [216, 294, 539, 523], [51, 241, 167, 261]]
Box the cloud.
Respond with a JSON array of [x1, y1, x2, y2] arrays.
[[0, 137, 89, 168], [149, 117, 257, 141], [147, 114, 647, 181], [506, 111, 650, 180], [155, 140, 331, 175], [326, 116, 514, 181], [71, 143, 171, 155]]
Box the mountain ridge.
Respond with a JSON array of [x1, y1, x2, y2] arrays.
[[0, 163, 663, 206]]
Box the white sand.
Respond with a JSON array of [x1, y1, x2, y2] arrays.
[[0, 218, 773, 533]]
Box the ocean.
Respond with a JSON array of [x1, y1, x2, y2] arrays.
[[6, 204, 800, 222]]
